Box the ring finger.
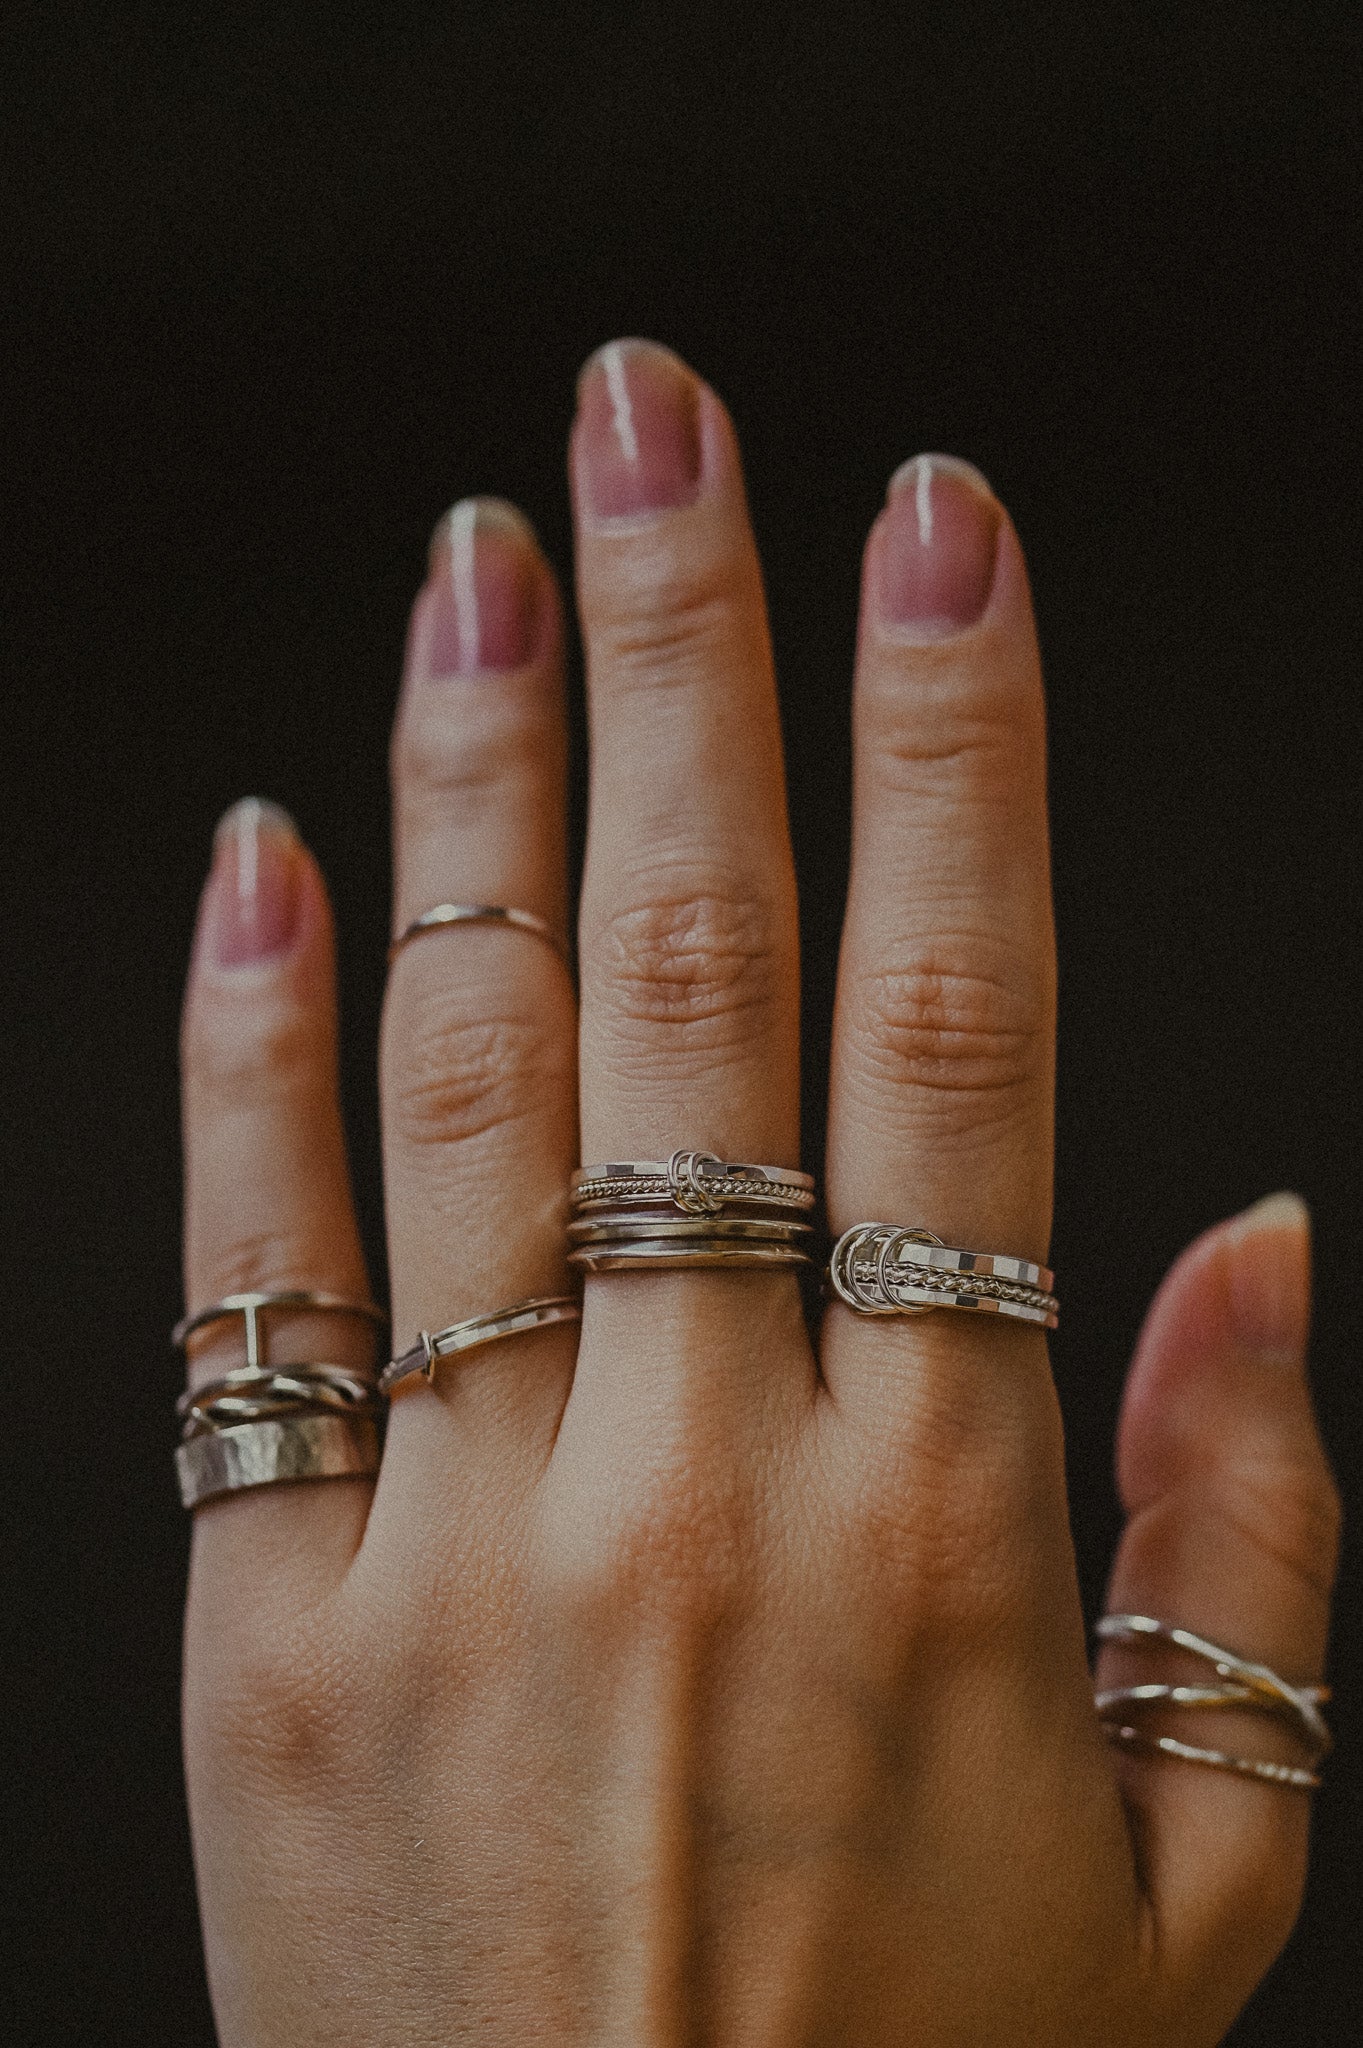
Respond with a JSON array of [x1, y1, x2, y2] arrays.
[[378, 500, 578, 1508]]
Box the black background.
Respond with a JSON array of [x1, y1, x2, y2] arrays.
[[3, 2, 1360, 2040]]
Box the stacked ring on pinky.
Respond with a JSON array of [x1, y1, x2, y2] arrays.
[[172, 1291, 386, 1510], [828, 1224, 1058, 1328], [1094, 1615, 1331, 1791], [569, 1151, 816, 1272]]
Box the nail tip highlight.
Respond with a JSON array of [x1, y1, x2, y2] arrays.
[[1230, 1190, 1312, 1239], [213, 796, 298, 847]]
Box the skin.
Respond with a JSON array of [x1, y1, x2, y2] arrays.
[[179, 340, 1340, 2045]]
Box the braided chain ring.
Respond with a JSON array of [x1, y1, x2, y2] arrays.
[[666, 1150, 727, 1216]]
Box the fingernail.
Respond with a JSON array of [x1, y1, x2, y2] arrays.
[[206, 798, 302, 967], [413, 499, 542, 678], [1224, 1192, 1311, 1365], [575, 339, 702, 518], [877, 455, 1000, 638]]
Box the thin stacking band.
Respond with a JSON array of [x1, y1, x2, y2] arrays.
[[381, 1296, 581, 1396], [389, 902, 567, 965]]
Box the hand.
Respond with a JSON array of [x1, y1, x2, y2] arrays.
[[178, 340, 1339, 2045]]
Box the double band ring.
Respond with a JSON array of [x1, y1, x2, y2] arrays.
[[381, 1295, 582, 1396], [389, 902, 567, 965], [570, 1151, 817, 1273], [172, 1289, 387, 1508], [1094, 1614, 1330, 1790], [828, 1225, 1058, 1327]]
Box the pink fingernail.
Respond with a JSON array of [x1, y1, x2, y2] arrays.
[[414, 499, 542, 679], [877, 455, 1001, 638], [575, 339, 702, 518], [1224, 1191, 1312, 1366], [206, 798, 302, 967]]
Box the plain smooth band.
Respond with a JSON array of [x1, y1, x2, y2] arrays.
[[381, 1296, 581, 1396], [176, 1413, 380, 1509], [389, 903, 565, 965]]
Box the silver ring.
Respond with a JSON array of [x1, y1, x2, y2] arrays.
[[380, 1295, 581, 1396], [176, 1413, 381, 1509], [1094, 1613, 1330, 1790], [828, 1224, 1057, 1327], [573, 1156, 815, 1214], [172, 1290, 386, 1369], [568, 1241, 811, 1273], [1096, 1614, 1331, 1757], [176, 1363, 380, 1439], [389, 902, 566, 965]]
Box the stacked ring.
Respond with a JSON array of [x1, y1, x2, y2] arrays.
[[828, 1224, 1058, 1327], [569, 1151, 816, 1271], [1094, 1614, 1330, 1790], [172, 1291, 386, 1509], [381, 1296, 582, 1395]]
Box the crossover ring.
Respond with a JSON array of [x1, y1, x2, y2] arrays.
[[380, 1295, 582, 1396], [1094, 1613, 1331, 1791], [828, 1224, 1058, 1327], [389, 901, 567, 965], [177, 1363, 380, 1439]]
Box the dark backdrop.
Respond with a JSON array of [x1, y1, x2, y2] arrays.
[[2, 3, 1360, 2040]]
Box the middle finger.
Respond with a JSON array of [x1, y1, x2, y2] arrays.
[[569, 341, 808, 1403]]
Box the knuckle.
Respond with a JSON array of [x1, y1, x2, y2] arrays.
[[590, 550, 749, 693], [183, 992, 329, 1106], [192, 1608, 366, 1790], [850, 938, 1046, 1109], [588, 873, 780, 1049], [388, 986, 568, 1156], [1213, 1450, 1342, 1607], [549, 1460, 751, 1639], [863, 660, 1039, 801], [392, 690, 547, 816]]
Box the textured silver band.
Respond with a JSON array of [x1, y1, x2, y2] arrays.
[[176, 1413, 380, 1509]]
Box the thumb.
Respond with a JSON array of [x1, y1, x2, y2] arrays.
[[1099, 1194, 1340, 2034]]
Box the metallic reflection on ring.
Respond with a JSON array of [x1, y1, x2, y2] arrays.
[[176, 1413, 380, 1510], [388, 902, 566, 965], [828, 1224, 1058, 1327], [380, 1295, 581, 1396], [1094, 1613, 1330, 1791]]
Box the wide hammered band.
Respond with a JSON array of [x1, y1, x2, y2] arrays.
[[389, 902, 566, 965], [828, 1225, 1058, 1327], [172, 1289, 387, 1509], [569, 1151, 816, 1273], [177, 1414, 381, 1510], [1094, 1614, 1331, 1791], [381, 1295, 582, 1396]]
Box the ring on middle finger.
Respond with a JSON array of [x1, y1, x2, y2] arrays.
[[568, 1150, 816, 1272]]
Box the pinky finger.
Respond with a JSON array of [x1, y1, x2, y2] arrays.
[[180, 799, 376, 1619], [1100, 1194, 1341, 2035]]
